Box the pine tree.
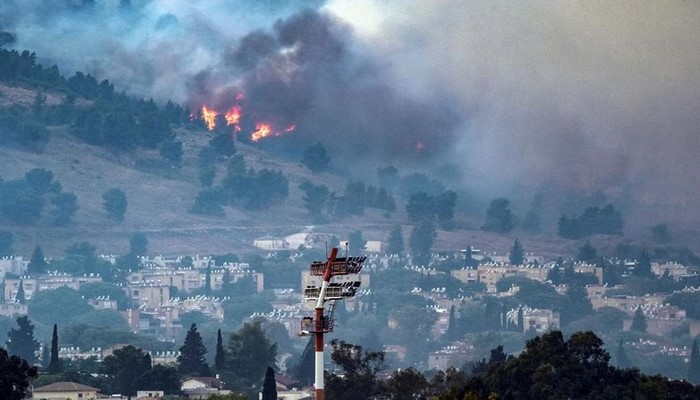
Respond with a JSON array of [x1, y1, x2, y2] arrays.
[[262, 366, 278, 400], [27, 244, 47, 275], [15, 280, 25, 304], [630, 307, 647, 332], [214, 329, 225, 373], [509, 238, 524, 265], [688, 337, 700, 384], [177, 323, 209, 376], [294, 337, 315, 387], [48, 324, 60, 374], [6, 316, 40, 364]]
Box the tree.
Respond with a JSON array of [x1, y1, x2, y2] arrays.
[[301, 142, 330, 173], [28, 286, 93, 325], [204, 265, 212, 296], [6, 316, 40, 364], [293, 337, 314, 387], [377, 166, 399, 190], [262, 366, 277, 400], [103, 188, 127, 222], [226, 321, 277, 393], [159, 139, 183, 167], [50, 191, 78, 225], [0, 230, 14, 256], [325, 340, 385, 400], [483, 197, 515, 233], [129, 232, 148, 256], [435, 190, 457, 229], [651, 223, 671, 243], [562, 283, 594, 326], [406, 191, 435, 222], [15, 280, 25, 304], [615, 339, 631, 369], [102, 345, 152, 399], [27, 244, 47, 275], [386, 225, 404, 256], [177, 324, 209, 376], [509, 238, 524, 265], [444, 305, 458, 340], [299, 181, 329, 220], [348, 230, 367, 253], [630, 307, 647, 332], [384, 367, 429, 400], [634, 250, 653, 278], [214, 329, 225, 373], [689, 338, 700, 384], [0, 347, 38, 400], [48, 324, 60, 374], [577, 240, 597, 262], [409, 219, 436, 266], [134, 364, 182, 395]]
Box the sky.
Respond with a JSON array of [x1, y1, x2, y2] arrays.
[[2, 0, 699, 214]]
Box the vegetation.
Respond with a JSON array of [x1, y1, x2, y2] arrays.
[[177, 323, 210, 376], [0, 346, 38, 400], [6, 316, 40, 365], [558, 203, 624, 239]]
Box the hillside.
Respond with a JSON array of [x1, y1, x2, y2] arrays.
[[2, 82, 699, 261]]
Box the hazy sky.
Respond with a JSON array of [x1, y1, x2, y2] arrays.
[[2, 1, 699, 208]]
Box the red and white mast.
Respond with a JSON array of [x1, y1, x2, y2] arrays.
[[301, 246, 366, 400]]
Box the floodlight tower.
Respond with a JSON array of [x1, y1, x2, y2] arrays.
[[301, 246, 366, 400]]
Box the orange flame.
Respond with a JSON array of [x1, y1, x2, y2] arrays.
[[251, 123, 273, 142], [225, 105, 242, 131], [285, 125, 297, 132], [201, 105, 218, 131]]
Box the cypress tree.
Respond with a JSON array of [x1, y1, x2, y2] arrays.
[[214, 328, 225, 372], [517, 306, 525, 332], [616, 339, 631, 368], [15, 280, 25, 304], [262, 365, 277, 400], [688, 337, 700, 384], [48, 324, 60, 374], [27, 244, 47, 275], [444, 305, 457, 340], [509, 238, 524, 265], [204, 265, 211, 296], [630, 307, 647, 332]]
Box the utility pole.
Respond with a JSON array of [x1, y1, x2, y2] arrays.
[[301, 246, 366, 400]]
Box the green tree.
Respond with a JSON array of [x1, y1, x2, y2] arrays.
[[102, 345, 152, 399], [15, 280, 25, 304], [177, 323, 209, 376], [29, 286, 93, 325], [225, 321, 277, 393], [384, 367, 429, 400], [0, 230, 14, 256], [651, 223, 671, 243], [483, 197, 515, 233], [435, 190, 457, 230], [577, 240, 597, 262], [325, 340, 385, 400], [688, 337, 700, 384], [406, 191, 435, 222], [634, 250, 653, 278], [630, 307, 647, 332], [615, 338, 631, 369], [129, 232, 148, 256], [134, 364, 182, 395], [6, 316, 40, 364], [159, 139, 183, 167], [27, 244, 47, 275], [409, 219, 436, 266], [214, 329, 225, 373], [562, 283, 594, 326], [293, 337, 314, 387], [386, 225, 404, 256], [103, 188, 127, 222], [509, 238, 524, 265], [0, 347, 38, 400], [0, 179, 44, 224], [348, 230, 367, 253], [262, 366, 277, 400], [301, 142, 330, 173], [50, 191, 78, 225], [299, 181, 329, 221], [48, 324, 60, 374]]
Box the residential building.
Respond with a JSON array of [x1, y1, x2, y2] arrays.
[[32, 381, 99, 400]]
